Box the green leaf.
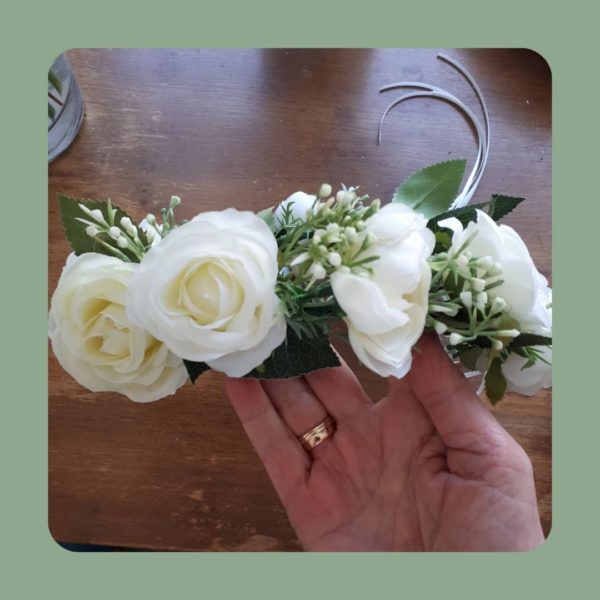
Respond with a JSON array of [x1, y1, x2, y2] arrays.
[[257, 207, 276, 231], [48, 102, 55, 120], [57, 194, 148, 262], [428, 195, 525, 233], [48, 68, 63, 95], [484, 357, 507, 405], [244, 327, 340, 379], [458, 346, 483, 371], [183, 360, 211, 384], [393, 159, 466, 219], [508, 333, 552, 349]]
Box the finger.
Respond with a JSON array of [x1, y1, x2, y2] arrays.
[[303, 358, 372, 421], [225, 378, 310, 500], [261, 378, 329, 437], [408, 333, 506, 448]]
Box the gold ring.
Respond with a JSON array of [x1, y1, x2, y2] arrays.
[[298, 415, 336, 452]]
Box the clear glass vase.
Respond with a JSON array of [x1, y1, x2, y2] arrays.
[[48, 54, 84, 163]]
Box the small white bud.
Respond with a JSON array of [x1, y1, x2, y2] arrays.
[[492, 339, 504, 351], [471, 278, 486, 292], [309, 262, 326, 280], [476, 292, 488, 306], [108, 226, 122, 240], [459, 291, 473, 310], [328, 252, 342, 267], [120, 216, 133, 230], [85, 225, 99, 237], [491, 297, 507, 314], [356, 221, 366, 231], [169, 195, 182, 208], [318, 245, 328, 254], [79, 204, 108, 226], [338, 265, 351, 274], [318, 183, 332, 199], [434, 321, 448, 334], [117, 237, 129, 249], [345, 226, 357, 243], [326, 223, 339, 233], [366, 232, 377, 245], [335, 190, 346, 203], [449, 333, 466, 345], [146, 227, 156, 242], [457, 255, 469, 269], [145, 213, 157, 225], [369, 198, 381, 211]]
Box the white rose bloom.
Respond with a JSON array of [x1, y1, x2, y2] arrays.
[[48, 253, 188, 402], [503, 278, 552, 395], [438, 209, 542, 324], [274, 191, 316, 227], [127, 209, 286, 377], [331, 203, 435, 378]]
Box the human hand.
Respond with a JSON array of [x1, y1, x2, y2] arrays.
[[225, 333, 545, 551]]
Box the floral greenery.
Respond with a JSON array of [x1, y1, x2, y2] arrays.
[[56, 159, 551, 402]]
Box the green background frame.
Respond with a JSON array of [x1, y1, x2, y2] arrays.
[[2, 0, 596, 597]]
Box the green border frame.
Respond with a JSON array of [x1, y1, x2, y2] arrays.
[[3, 0, 597, 597]]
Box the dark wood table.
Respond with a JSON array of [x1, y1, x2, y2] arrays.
[[48, 48, 551, 551]]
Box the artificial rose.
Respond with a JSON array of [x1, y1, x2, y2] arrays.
[[48, 253, 188, 402], [438, 210, 544, 324], [127, 209, 286, 377], [331, 203, 435, 378], [274, 191, 316, 228], [503, 276, 552, 395]]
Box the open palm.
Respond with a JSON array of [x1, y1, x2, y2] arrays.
[[225, 334, 544, 551]]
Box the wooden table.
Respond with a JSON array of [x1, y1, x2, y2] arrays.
[[48, 48, 551, 551]]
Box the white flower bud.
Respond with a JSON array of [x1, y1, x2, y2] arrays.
[[145, 213, 157, 225], [475, 256, 494, 270], [344, 226, 357, 243], [475, 292, 488, 307], [460, 291, 472, 310], [117, 237, 129, 249], [85, 225, 99, 237], [491, 297, 507, 314], [434, 321, 447, 334], [146, 227, 156, 242], [169, 195, 182, 208], [457, 254, 469, 269], [366, 232, 377, 245], [309, 262, 326, 281], [318, 245, 328, 254], [326, 223, 339, 233], [108, 226, 122, 240], [449, 333, 466, 345], [318, 183, 332, 199], [328, 252, 342, 267], [369, 198, 381, 211], [119, 216, 137, 237], [335, 190, 346, 203], [471, 278, 486, 292], [492, 339, 504, 351], [79, 204, 108, 226], [356, 221, 366, 231]]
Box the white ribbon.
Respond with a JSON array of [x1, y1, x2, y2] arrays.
[[378, 53, 491, 210]]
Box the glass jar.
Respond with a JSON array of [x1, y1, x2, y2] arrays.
[[48, 54, 84, 163]]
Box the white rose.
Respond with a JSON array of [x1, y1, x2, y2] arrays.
[[331, 203, 435, 378], [438, 210, 543, 324], [48, 253, 188, 402], [274, 191, 316, 227], [503, 278, 552, 395], [127, 209, 286, 377]]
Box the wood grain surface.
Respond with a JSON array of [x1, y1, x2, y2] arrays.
[[48, 48, 552, 551]]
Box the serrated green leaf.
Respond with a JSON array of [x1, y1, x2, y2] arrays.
[[484, 357, 507, 405], [243, 327, 340, 379], [57, 194, 148, 262], [508, 333, 552, 349], [428, 195, 525, 233], [393, 159, 466, 219], [183, 360, 211, 384], [257, 206, 276, 231]]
